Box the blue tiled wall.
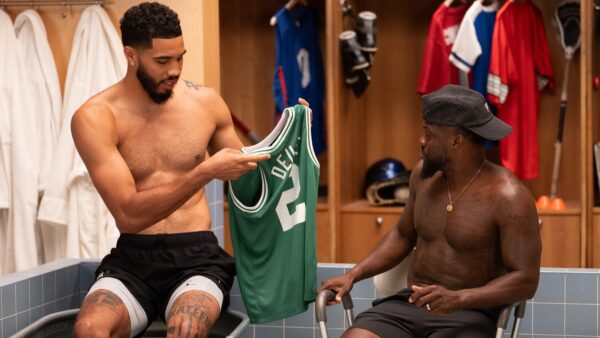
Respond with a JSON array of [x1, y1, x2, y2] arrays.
[[207, 179, 225, 246], [0, 259, 84, 337]]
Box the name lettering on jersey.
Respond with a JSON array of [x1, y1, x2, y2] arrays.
[[271, 144, 299, 180]]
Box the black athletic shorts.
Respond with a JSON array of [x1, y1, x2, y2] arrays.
[[350, 288, 500, 338], [94, 231, 236, 322]]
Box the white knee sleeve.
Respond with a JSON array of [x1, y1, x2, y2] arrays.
[[86, 277, 148, 338], [165, 275, 224, 319]]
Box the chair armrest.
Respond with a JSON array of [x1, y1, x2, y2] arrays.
[[496, 300, 527, 331], [315, 289, 355, 326], [315, 289, 336, 323], [514, 299, 526, 318]]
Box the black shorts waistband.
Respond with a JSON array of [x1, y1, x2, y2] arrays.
[[117, 231, 218, 249]]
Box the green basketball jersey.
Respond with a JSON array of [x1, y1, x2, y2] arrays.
[[228, 104, 319, 324]]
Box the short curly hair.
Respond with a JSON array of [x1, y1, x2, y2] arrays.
[[120, 2, 182, 49]]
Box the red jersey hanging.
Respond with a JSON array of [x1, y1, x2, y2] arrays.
[[417, 2, 468, 94], [487, 0, 554, 180]]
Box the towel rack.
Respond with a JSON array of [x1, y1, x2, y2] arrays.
[[0, 0, 105, 8]]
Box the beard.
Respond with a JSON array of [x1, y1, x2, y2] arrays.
[[136, 64, 177, 104], [420, 154, 448, 179]]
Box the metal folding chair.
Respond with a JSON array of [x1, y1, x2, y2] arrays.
[[315, 289, 526, 338]]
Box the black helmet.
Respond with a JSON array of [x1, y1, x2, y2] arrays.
[[363, 158, 411, 206]]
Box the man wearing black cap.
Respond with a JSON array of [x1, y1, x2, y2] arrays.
[[320, 84, 541, 337]]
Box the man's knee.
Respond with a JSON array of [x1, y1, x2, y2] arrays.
[[73, 316, 112, 338], [341, 327, 381, 338]]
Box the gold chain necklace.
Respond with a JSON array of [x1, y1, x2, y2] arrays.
[[446, 159, 486, 212]]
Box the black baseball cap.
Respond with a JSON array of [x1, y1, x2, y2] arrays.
[[422, 84, 513, 141]]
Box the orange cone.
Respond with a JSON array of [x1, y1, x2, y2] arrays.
[[536, 195, 551, 209], [549, 198, 566, 210]]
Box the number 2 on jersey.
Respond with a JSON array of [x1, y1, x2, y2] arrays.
[[276, 164, 306, 231]]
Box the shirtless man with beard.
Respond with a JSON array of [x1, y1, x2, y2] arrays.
[[71, 3, 269, 338], [320, 84, 541, 338]]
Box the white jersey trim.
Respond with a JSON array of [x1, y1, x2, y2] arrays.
[[487, 74, 509, 104], [243, 107, 294, 154], [229, 107, 296, 213], [304, 105, 320, 168], [228, 166, 268, 213]]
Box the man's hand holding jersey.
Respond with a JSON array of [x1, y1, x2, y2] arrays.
[[204, 148, 269, 181]]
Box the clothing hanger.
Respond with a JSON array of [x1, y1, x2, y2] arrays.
[[443, 0, 466, 7], [61, 1, 68, 18], [478, 0, 496, 6], [285, 0, 308, 11], [270, 0, 308, 26]]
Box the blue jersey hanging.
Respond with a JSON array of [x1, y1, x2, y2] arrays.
[[273, 5, 326, 155]]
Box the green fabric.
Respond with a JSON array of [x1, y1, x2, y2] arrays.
[[228, 105, 319, 324]]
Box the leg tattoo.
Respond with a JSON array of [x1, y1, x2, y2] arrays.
[[81, 290, 123, 315], [167, 292, 219, 337]]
